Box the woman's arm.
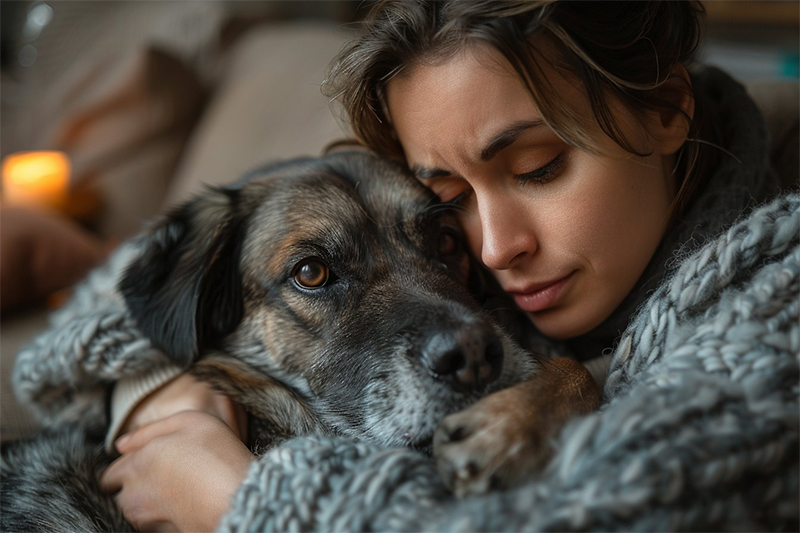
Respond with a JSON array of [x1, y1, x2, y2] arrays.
[[219, 436, 446, 533]]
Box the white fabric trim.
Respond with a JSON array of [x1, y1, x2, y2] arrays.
[[583, 354, 612, 389], [105, 365, 183, 453]]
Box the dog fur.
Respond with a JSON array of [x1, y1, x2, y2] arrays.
[[2, 151, 598, 530]]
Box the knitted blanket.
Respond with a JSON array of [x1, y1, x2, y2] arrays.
[[14, 193, 799, 531], [216, 194, 799, 532]]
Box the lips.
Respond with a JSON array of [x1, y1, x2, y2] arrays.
[[507, 272, 575, 313]]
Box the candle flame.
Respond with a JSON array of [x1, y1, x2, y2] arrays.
[[2, 151, 71, 211]]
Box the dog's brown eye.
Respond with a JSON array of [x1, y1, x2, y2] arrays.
[[293, 259, 329, 289]]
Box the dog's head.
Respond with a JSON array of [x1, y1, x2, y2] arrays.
[[120, 152, 535, 449]]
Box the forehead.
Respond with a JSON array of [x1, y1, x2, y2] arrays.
[[238, 155, 436, 274], [387, 46, 535, 143], [385, 43, 588, 163]]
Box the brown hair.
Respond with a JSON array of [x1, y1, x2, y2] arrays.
[[324, 0, 715, 214]]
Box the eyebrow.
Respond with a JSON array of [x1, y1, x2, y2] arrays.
[[411, 166, 451, 180], [410, 119, 545, 180], [480, 119, 544, 161]]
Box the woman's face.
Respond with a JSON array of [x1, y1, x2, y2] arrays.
[[386, 44, 678, 340]]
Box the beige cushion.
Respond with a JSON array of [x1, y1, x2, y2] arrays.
[[36, 47, 206, 239], [0, 206, 108, 312], [161, 22, 352, 208]]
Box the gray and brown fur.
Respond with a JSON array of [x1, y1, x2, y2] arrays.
[[120, 152, 538, 451]]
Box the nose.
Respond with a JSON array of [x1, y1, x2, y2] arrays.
[[422, 325, 504, 392], [475, 194, 538, 270]]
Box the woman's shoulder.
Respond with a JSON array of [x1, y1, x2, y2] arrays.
[[607, 192, 799, 398], [670, 67, 794, 256], [664, 192, 798, 322], [691, 66, 797, 196], [747, 78, 799, 194]]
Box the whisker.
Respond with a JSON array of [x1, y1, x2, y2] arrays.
[[483, 307, 516, 315], [534, 356, 569, 376]]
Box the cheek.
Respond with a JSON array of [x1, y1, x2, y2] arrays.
[[568, 154, 673, 282]]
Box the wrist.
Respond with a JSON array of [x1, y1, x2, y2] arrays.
[[106, 365, 183, 453]]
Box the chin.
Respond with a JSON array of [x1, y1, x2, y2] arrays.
[[527, 307, 604, 340]]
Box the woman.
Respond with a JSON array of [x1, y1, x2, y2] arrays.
[[14, 1, 798, 531]]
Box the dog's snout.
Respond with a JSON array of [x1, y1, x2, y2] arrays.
[[423, 327, 504, 392]]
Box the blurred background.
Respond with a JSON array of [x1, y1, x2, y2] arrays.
[[1, 1, 796, 237], [0, 1, 797, 440]]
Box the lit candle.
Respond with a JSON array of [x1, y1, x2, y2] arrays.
[[2, 151, 70, 212]]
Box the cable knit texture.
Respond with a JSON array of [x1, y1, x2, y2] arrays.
[[11, 68, 798, 531]]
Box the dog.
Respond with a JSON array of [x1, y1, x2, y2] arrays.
[[1, 151, 599, 530]]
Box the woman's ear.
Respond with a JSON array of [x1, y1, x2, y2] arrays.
[[651, 64, 695, 156]]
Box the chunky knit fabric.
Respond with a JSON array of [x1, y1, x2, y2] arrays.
[[215, 193, 799, 532]]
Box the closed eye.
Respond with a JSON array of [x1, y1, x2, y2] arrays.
[[515, 153, 564, 185]]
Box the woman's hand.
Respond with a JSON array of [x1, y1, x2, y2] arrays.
[[100, 411, 253, 532]]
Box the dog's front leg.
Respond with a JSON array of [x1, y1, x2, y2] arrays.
[[433, 357, 600, 497]]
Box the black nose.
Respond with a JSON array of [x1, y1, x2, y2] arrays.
[[422, 326, 504, 392]]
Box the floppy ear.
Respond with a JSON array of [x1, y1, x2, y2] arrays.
[[119, 187, 247, 367]]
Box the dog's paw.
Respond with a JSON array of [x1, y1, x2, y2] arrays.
[[433, 386, 548, 498], [433, 358, 601, 497]]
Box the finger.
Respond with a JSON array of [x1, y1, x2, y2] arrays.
[[99, 455, 129, 494], [210, 394, 246, 440], [113, 489, 174, 533], [116, 410, 226, 454], [115, 414, 184, 454]]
